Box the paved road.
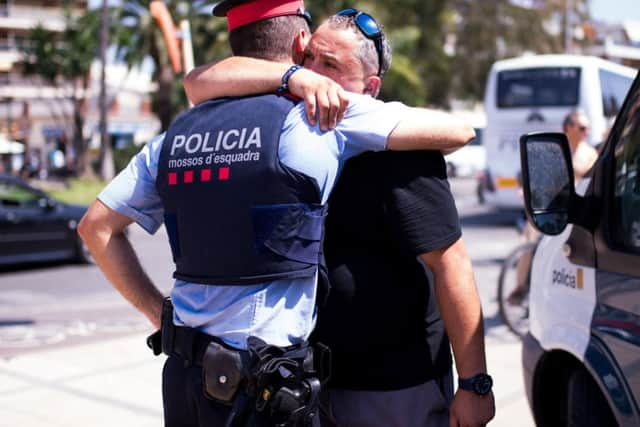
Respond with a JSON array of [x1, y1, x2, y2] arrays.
[[0, 177, 535, 425], [0, 225, 174, 357]]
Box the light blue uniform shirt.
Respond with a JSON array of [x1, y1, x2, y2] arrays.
[[99, 93, 407, 349]]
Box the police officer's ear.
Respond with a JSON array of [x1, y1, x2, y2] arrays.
[[363, 76, 381, 98], [292, 29, 310, 65]]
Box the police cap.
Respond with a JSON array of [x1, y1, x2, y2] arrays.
[[212, 0, 311, 31]]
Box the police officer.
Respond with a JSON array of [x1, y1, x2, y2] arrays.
[[79, 1, 475, 426]]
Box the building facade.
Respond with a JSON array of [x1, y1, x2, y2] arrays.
[[0, 0, 159, 175]]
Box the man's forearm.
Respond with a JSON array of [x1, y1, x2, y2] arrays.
[[387, 108, 475, 153], [184, 57, 288, 105], [78, 201, 165, 329], [421, 239, 487, 377]]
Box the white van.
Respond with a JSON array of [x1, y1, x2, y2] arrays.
[[519, 69, 640, 426], [483, 54, 636, 209], [445, 110, 486, 177]]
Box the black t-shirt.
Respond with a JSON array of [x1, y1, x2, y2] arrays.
[[311, 149, 461, 390]]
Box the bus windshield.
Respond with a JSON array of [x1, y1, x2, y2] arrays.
[[497, 67, 581, 108]]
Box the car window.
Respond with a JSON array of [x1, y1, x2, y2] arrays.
[[0, 181, 42, 208], [612, 89, 640, 253]]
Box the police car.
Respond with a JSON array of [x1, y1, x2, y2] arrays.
[[519, 69, 640, 426]]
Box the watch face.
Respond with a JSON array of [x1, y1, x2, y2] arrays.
[[473, 374, 493, 395]]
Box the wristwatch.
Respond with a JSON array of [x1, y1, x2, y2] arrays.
[[458, 373, 493, 396]]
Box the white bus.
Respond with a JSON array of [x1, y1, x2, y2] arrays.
[[483, 54, 636, 209]]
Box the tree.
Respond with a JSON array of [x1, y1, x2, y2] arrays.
[[450, 0, 590, 102], [113, 1, 227, 132], [20, 10, 101, 176]]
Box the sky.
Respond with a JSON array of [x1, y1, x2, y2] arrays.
[[589, 0, 640, 23]]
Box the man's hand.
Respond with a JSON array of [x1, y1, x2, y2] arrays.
[[288, 68, 349, 131], [449, 389, 495, 427]]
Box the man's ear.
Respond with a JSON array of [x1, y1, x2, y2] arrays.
[[293, 29, 310, 65], [363, 76, 382, 98]]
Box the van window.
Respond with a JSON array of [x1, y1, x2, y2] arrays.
[[612, 92, 640, 253], [497, 67, 581, 108], [600, 69, 634, 118]]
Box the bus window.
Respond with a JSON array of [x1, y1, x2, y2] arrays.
[[600, 69, 634, 119], [497, 67, 581, 108]]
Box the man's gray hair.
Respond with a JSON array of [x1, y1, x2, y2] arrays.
[[326, 14, 392, 78]]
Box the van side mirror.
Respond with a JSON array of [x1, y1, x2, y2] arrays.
[[520, 132, 576, 235]]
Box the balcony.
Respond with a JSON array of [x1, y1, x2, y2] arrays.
[[0, 48, 20, 71], [0, 4, 67, 32]]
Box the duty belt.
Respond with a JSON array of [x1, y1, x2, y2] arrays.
[[147, 299, 331, 427]]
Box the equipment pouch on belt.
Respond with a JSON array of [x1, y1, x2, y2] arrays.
[[202, 341, 245, 404], [160, 298, 175, 356]]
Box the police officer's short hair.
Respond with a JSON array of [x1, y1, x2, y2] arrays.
[[229, 15, 310, 62], [325, 15, 392, 78]]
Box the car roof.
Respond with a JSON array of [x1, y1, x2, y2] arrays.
[[0, 174, 42, 191], [0, 173, 25, 184]]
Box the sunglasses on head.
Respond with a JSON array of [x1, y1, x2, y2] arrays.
[[337, 8, 384, 76]]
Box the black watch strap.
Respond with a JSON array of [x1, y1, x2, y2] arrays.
[[458, 373, 493, 396]]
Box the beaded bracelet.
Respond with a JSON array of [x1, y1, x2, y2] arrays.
[[277, 64, 303, 95]]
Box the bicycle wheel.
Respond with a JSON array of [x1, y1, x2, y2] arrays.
[[498, 242, 536, 338]]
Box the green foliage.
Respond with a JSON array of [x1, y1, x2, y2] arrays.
[[108, 0, 591, 113], [48, 178, 107, 205], [20, 11, 99, 84], [113, 144, 143, 174], [450, 0, 589, 101], [379, 54, 425, 104], [112, 1, 228, 131]]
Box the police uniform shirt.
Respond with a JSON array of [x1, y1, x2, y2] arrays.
[[98, 93, 408, 350]]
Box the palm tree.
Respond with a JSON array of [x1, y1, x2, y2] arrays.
[[20, 11, 101, 176], [113, 1, 227, 132]]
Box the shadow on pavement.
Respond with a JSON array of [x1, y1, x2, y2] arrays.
[[0, 260, 92, 274], [0, 319, 35, 327], [472, 257, 504, 267], [460, 209, 523, 228], [484, 311, 509, 332]]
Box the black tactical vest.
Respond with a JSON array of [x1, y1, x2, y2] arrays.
[[156, 94, 326, 285]]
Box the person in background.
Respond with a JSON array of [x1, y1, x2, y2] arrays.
[[563, 110, 598, 181]]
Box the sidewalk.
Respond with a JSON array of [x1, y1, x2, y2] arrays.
[[0, 331, 534, 427], [0, 333, 163, 427]]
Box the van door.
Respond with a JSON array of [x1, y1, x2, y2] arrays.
[[591, 77, 640, 415]]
